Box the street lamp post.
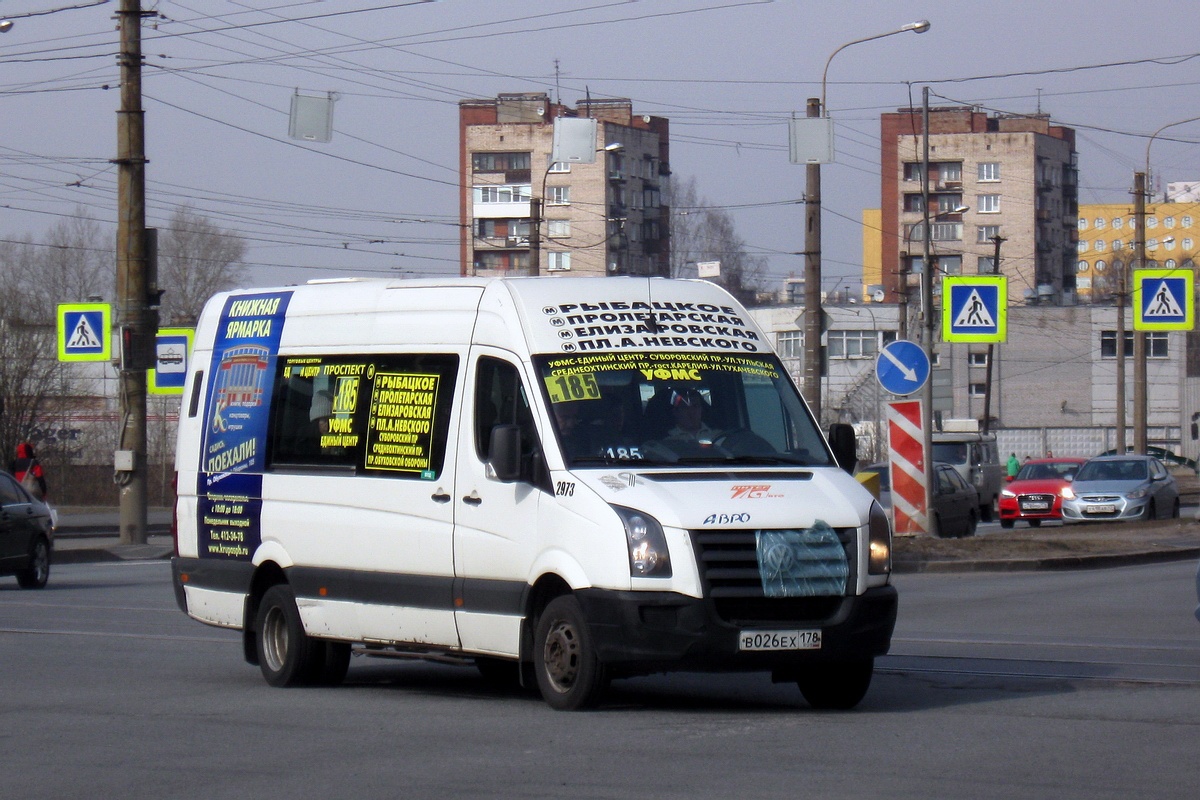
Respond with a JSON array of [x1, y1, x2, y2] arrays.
[[803, 20, 930, 425], [1133, 115, 1200, 452]]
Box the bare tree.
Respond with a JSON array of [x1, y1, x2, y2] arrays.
[[0, 211, 112, 469], [158, 206, 248, 325], [668, 176, 767, 306]]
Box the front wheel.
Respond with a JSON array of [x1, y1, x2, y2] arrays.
[[256, 584, 319, 687], [797, 658, 874, 710], [534, 595, 608, 711], [1028, 519, 1042, 528], [1142, 500, 1156, 521], [16, 537, 50, 589], [999, 519, 1014, 529]]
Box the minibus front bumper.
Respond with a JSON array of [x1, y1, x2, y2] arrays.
[[573, 585, 897, 674]]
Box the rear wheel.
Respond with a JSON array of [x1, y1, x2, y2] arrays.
[[534, 595, 608, 710], [256, 584, 319, 687], [797, 658, 874, 710], [306, 641, 351, 686], [16, 537, 50, 589]]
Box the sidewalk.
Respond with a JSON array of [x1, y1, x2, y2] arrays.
[[47, 506, 1200, 572], [51, 506, 175, 565]]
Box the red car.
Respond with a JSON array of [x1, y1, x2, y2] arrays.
[[998, 457, 1086, 528]]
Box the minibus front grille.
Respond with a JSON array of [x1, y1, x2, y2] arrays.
[[689, 527, 856, 623]]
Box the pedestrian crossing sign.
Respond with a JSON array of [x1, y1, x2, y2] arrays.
[[57, 303, 112, 362], [942, 276, 1007, 343], [1133, 269, 1192, 331]]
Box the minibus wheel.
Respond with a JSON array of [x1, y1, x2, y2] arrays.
[[796, 658, 874, 710], [256, 584, 317, 687], [534, 595, 608, 710]]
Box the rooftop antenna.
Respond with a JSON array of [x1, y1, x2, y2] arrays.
[[553, 59, 562, 107], [1036, 88, 1042, 115]]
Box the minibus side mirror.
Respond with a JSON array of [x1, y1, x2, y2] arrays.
[[828, 423, 857, 474], [488, 424, 522, 482]]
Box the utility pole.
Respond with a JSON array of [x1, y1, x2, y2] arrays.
[[918, 86, 935, 535], [980, 235, 1005, 435], [802, 96, 823, 424], [528, 196, 541, 276], [116, 0, 149, 544], [1132, 171, 1147, 454]]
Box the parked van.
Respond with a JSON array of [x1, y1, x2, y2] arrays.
[[170, 277, 896, 710], [932, 424, 1002, 521]]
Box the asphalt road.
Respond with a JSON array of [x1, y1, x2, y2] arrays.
[[2, 560, 1199, 799]]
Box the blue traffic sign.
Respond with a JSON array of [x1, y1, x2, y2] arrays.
[[876, 339, 930, 396], [57, 303, 111, 362], [943, 276, 1007, 343], [1134, 269, 1192, 331]]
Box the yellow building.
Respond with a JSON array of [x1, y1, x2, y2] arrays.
[[861, 208, 883, 301], [1074, 202, 1200, 303]]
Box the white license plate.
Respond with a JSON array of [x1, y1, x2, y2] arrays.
[[739, 629, 821, 651], [1021, 501, 1050, 510], [1087, 504, 1117, 513]]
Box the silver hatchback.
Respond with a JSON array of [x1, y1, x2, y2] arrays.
[[1060, 455, 1180, 522]]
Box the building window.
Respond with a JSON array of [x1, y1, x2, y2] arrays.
[[472, 152, 530, 172], [1076, 240, 1088, 254], [937, 194, 964, 212], [1095, 259, 1106, 274], [547, 252, 571, 272], [931, 222, 962, 241], [903, 162, 922, 182], [968, 352, 989, 367], [1184, 238, 1194, 250], [937, 162, 962, 183], [1076, 260, 1089, 273], [1166, 259, 1177, 269], [1095, 240, 1106, 252], [548, 161, 571, 174], [977, 194, 1000, 213], [1102, 331, 1169, 358], [977, 225, 1000, 243], [827, 330, 879, 360], [777, 330, 803, 360], [978, 256, 997, 274], [1078, 218, 1088, 231], [1183, 216, 1193, 227], [1113, 217, 1124, 229], [547, 220, 571, 238], [977, 162, 1000, 182], [968, 383, 987, 397], [1112, 240, 1123, 251], [1147, 217, 1158, 228], [1107, 260, 1118, 273], [547, 186, 571, 205], [1148, 238, 1159, 251], [1165, 238, 1177, 251], [1094, 217, 1105, 230], [1165, 217, 1176, 228], [938, 255, 962, 275], [475, 185, 530, 204]]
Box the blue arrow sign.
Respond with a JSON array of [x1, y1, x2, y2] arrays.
[[876, 339, 930, 396]]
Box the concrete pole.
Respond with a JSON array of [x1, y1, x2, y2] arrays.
[[1133, 171, 1147, 454], [116, 0, 148, 544], [919, 87, 935, 536], [803, 97, 823, 424]]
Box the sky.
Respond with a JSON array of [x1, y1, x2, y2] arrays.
[[2, 0, 1199, 295]]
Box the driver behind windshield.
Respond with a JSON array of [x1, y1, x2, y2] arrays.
[[666, 388, 718, 443]]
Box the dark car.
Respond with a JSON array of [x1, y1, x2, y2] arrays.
[[857, 461, 979, 538], [0, 469, 54, 589], [1060, 455, 1180, 522], [999, 457, 1086, 528]]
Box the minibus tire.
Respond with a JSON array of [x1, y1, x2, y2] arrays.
[[256, 584, 318, 687], [534, 595, 608, 711], [796, 658, 874, 710]]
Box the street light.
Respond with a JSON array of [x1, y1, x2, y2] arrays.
[[899, 204, 968, 338], [802, 20, 930, 425], [0, 20, 13, 33], [1130, 117, 1200, 453], [530, 141, 623, 276]]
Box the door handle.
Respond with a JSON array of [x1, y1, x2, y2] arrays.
[[430, 491, 451, 504], [461, 492, 482, 506]]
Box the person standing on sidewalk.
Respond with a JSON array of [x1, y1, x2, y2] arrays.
[[1006, 452, 1020, 479], [11, 441, 48, 501]]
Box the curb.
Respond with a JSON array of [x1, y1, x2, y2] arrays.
[[894, 545, 1200, 574], [53, 545, 174, 565]]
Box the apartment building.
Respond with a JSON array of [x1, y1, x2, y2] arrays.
[[877, 107, 1079, 308], [1074, 201, 1200, 303], [458, 93, 670, 278]]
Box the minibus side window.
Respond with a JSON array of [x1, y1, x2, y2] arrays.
[[474, 357, 539, 478]]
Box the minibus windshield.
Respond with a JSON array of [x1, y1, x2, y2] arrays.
[[533, 351, 833, 468]]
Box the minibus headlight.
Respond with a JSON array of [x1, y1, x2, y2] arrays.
[[868, 501, 892, 575], [612, 505, 672, 578]]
